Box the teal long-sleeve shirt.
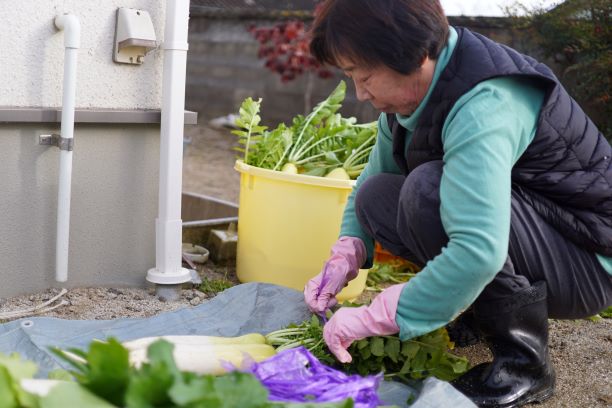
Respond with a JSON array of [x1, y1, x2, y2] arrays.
[[339, 27, 612, 340]]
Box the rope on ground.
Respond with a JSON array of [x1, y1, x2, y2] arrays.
[[0, 288, 68, 320]]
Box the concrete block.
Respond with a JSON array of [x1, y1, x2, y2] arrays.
[[206, 226, 238, 262]]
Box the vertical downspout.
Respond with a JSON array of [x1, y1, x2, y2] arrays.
[[146, 0, 191, 298], [53, 14, 80, 282]]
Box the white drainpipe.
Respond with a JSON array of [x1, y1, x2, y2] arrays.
[[53, 14, 80, 282], [146, 0, 191, 297]]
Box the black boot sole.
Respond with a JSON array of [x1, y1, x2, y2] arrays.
[[453, 363, 556, 408], [514, 385, 555, 407], [480, 384, 555, 408]]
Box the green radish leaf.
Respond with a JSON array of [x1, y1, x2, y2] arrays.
[[426, 348, 443, 370], [426, 353, 468, 381], [398, 355, 412, 375], [232, 97, 266, 164], [411, 348, 429, 379], [0, 354, 40, 408], [426, 363, 456, 382], [0, 353, 38, 380], [209, 371, 270, 407], [359, 346, 371, 360], [401, 342, 420, 359], [448, 355, 470, 373], [356, 339, 369, 350], [169, 371, 269, 408], [79, 338, 131, 407], [0, 367, 20, 408], [146, 340, 180, 379], [324, 151, 341, 164], [384, 337, 401, 364], [370, 337, 385, 357], [284, 81, 346, 166], [168, 375, 218, 406], [124, 340, 177, 408], [40, 382, 114, 408], [231, 130, 247, 137]]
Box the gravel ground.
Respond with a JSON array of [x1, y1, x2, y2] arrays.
[[1, 124, 610, 407], [0, 261, 239, 321]]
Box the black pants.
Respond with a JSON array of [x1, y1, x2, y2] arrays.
[[355, 161, 612, 318]]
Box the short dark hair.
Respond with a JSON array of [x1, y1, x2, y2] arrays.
[[309, 0, 449, 74]]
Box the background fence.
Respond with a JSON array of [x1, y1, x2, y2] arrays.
[[185, 2, 562, 126]]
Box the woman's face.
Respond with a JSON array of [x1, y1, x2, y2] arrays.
[[338, 57, 436, 116]]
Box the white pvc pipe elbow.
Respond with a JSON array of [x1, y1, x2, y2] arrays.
[[54, 14, 81, 49]]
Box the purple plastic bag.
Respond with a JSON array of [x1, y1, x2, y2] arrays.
[[247, 347, 382, 408]]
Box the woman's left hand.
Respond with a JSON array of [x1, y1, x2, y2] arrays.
[[323, 284, 405, 363]]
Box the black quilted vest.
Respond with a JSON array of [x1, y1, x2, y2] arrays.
[[388, 27, 612, 256]]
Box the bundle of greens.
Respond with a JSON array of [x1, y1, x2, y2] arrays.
[[265, 315, 336, 366], [232, 81, 377, 180], [265, 314, 469, 383]]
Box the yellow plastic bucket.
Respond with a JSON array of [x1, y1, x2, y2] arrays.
[[234, 160, 368, 301]]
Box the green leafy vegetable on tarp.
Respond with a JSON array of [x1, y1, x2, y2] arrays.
[[265, 314, 469, 382], [48, 338, 355, 408], [52, 338, 131, 407], [0, 334, 360, 408], [349, 329, 469, 382]]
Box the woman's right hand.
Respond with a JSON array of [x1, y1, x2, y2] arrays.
[[304, 236, 366, 314]]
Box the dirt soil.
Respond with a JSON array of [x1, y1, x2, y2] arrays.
[[1, 124, 610, 407]]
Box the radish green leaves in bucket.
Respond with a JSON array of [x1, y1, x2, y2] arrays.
[[232, 81, 377, 180]]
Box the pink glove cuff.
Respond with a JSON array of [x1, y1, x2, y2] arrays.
[[323, 283, 405, 363], [363, 283, 404, 334], [332, 236, 367, 280]]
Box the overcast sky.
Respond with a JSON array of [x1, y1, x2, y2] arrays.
[[440, 0, 563, 17]]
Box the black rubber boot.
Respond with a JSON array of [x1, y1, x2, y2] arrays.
[[452, 282, 555, 407]]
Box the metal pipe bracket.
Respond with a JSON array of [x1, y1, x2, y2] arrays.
[[39, 134, 74, 151]]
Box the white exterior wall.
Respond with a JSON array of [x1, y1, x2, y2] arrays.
[[0, 0, 165, 109], [0, 1, 196, 298], [0, 124, 160, 297]]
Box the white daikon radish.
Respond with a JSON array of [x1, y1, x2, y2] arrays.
[[128, 343, 276, 375], [121, 333, 266, 351]]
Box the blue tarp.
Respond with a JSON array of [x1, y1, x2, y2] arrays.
[[0, 282, 474, 407]]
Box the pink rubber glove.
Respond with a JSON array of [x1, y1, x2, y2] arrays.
[[323, 283, 405, 363], [304, 236, 366, 314]]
